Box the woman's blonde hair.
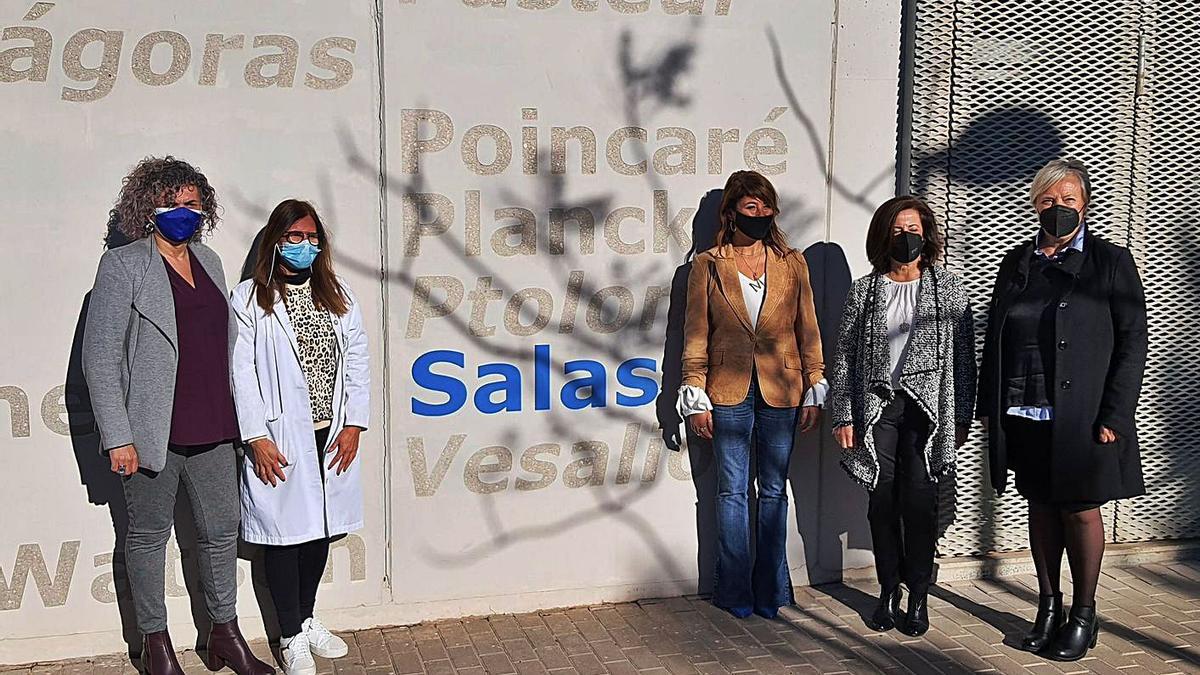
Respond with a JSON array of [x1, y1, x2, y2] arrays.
[[1030, 159, 1091, 210]]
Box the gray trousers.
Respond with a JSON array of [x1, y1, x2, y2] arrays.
[[121, 441, 240, 634]]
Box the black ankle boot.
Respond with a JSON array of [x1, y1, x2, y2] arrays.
[[1044, 605, 1098, 661], [900, 591, 929, 636], [1021, 592, 1064, 652], [866, 587, 903, 631]]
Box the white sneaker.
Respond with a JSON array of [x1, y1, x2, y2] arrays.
[[281, 632, 317, 675], [303, 616, 349, 659]]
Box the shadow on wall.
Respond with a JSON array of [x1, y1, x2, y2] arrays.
[[790, 241, 870, 587], [65, 291, 141, 662], [287, 29, 713, 577], [657, 189, 722, 593], [910, 107, 1065, 199]]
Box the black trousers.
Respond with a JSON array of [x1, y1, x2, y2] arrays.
[[262, 426, 332, 639], [868, 392, 937, 595], [263, 537, 332, 638]]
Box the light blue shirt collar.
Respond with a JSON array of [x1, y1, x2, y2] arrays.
[[1034, 221, 1086, 259]]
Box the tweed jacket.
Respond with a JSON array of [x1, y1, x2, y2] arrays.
[[82, 236, 237, 473], [681, 244, 825, 408], [829, 266, 977, 489]]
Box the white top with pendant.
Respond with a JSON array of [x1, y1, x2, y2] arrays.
[[884, 276, 921, 389], [739, 269, 767, 329]]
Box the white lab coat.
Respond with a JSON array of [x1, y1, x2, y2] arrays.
[[230, 278, 370, 546]]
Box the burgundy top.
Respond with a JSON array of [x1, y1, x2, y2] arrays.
[[163, 254, 239, 446]]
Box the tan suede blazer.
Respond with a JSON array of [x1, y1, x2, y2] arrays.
[[682, 244, 825, 407]]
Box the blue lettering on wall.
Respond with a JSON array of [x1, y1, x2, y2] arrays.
[[411, 350, 468, 416], [474, 362, 522, 414], [410, 344, 660, 417], [615, 358, 657, 406]]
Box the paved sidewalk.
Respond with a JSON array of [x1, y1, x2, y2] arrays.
[[5, 561, 1199, 674]]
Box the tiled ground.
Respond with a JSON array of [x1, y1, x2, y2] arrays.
[[5, 561, 1198, 674]]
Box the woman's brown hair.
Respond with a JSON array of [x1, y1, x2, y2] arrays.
[[715, 170, 791, 257], [252, 199, 349, 316], [865, 196, 943, 273]]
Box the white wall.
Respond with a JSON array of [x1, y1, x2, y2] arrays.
[[0, 0, 898, 664]]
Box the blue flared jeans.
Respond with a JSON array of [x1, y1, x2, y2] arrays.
[[710, 375, 797, 614]]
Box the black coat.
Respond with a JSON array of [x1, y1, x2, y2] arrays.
[[978, 230, 1147, 502]]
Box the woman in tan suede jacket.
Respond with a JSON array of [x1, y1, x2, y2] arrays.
[[678, 170, 826, 619]]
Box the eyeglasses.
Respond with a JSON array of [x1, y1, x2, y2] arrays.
[[281, 231, 321, 245]]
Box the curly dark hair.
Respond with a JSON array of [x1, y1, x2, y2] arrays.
[[108, 156, 220, 244]]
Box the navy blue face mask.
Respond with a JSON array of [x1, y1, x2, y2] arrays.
[[152, 207, 204, 242]]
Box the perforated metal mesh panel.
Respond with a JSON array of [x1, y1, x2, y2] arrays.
[[1114, 2, 1200, 543], [907, 1, 1200, 557]]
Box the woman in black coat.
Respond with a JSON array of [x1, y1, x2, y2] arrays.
[[978, 159, 1147, 662]]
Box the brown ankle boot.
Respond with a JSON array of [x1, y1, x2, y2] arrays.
[[142, 631, 185, 675], [203, 618, 275, 674]]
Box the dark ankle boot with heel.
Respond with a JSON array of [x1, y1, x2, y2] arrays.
[[867, 587, 903, 631], [142, 631, 185, 675], [204, 618, 275, 674], [900, 591, 929, 636], [1044, 605, 1098, 661], [1021, 592, 1065, 652]]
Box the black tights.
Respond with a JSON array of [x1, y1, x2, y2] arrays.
[[263, 538, 331, 638], [1028, 503, 1105, 607]]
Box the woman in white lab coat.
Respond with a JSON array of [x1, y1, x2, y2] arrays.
[[231, 199, 369, 675]]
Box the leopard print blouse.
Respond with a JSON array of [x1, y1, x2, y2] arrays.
[[284, 279, 339, 424]]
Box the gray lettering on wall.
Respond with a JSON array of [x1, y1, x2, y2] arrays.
[[0, 541, 79, 610], [0, 3, 357, 102], [405, 424, 687, 497]]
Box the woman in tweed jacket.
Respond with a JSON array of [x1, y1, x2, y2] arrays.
[[829, 196, 977, 637]]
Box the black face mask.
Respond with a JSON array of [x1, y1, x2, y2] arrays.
[[734, 212, 774, 241], [1039, 205, 1081, 238], [890, 231, 924, 264]]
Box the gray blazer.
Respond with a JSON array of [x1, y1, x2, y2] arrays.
[[82, 236, 237, 472]]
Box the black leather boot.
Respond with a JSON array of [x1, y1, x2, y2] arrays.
[[1044, 605, 1098, 661], [1021, 592, 1064, 652], [204, 618, 275, 674], [142, 631, 185, 675], [866, 586, 903, 631], [899, 591, 929, 636]]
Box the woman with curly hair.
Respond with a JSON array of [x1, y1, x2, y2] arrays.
[[83, 157, 274, 675]]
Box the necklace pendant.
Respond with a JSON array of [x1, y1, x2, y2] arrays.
[[900, 321, 911, 333]]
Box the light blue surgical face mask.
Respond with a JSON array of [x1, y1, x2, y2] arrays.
[[278, 241, 320, 270]]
